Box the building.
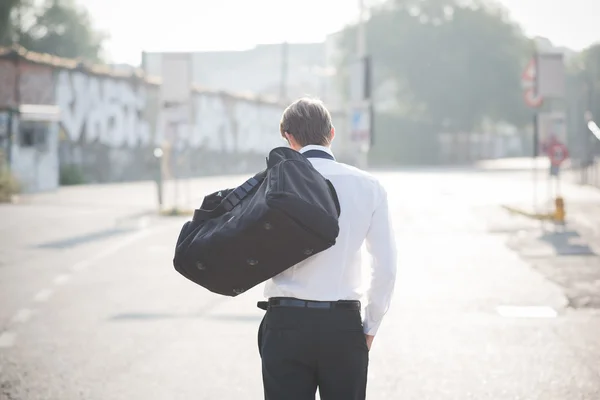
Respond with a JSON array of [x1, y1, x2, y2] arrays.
[[142, 43, 332, 103]]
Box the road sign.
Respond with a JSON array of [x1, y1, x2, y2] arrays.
[[521, 58, 543, 108], [521, 58, 536, 85], [350, 106, 371, 143], [536, 53, 566, 98], [548, 142, 568, 166], [524, 87, 543, 108]]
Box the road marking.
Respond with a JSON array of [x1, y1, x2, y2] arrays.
[[0, 331, 16, 348], [0, 223, 162, 338], [71, 261, 90, 272], [53, 274, 71, 285], [138, 216, 151, 229], [496, 305, 557, 318], [33, 289, 53, 303], [70, 229, 153, 274], [11, 308, 34, 324]]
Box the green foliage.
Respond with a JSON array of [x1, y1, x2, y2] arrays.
[[563, 43, 600, 158], [1, 0, 106, 62], [368, 112, 441, 166], [574, 44, 600, 119], [59, 163, 86, 186], [338, 0, 532, 131], [0, 151, 20, 202], [0, 0, 20, 45]]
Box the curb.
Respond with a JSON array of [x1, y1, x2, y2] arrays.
[[159, 207, 194, 217], [501, 205, 555, 221]]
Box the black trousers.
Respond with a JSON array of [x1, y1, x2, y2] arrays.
[[257, 299, 369, 400]]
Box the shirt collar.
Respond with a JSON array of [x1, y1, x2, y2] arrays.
[[299, 145, 335, 159]]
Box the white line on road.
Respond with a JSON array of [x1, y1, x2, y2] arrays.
[[0, 222, 163, 340], [0, 331, 16, 348], [33, 289, 54, 303], [11, 308, 34, 324], [496, 305, 558, 318], [53, 274, 71, 285], [70, 229, 153, 274], [71, 261, 90, 272], [138, 216, 151, 229]]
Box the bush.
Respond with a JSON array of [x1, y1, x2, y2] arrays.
[[59, 164, 86, 185], [0, 164, 20, 203]]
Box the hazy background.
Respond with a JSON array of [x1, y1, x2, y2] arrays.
[[2, 2, 600, 400]]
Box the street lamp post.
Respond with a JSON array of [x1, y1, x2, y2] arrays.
[[354, 0, 372, 167], [357, 0, 366, 58]]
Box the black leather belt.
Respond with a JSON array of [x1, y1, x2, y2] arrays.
[[257, 298, 361, 311]]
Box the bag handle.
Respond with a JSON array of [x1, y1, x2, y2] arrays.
[[192, 170, 267, 222]]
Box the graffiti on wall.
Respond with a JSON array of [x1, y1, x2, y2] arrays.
[[168, 93, 284, 154], [56, 69, 152, 148]]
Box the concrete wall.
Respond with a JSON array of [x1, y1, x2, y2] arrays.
[[0, 47, 352, 189], [54, 68, 161, 183], [158, 90, 351, 178], [0, 49, 162, 185]]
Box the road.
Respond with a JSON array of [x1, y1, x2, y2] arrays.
[[1, 167, 599, 399]]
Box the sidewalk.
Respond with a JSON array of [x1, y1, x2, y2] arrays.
[[476, 156, 600, 188], [494, 177, 600, 309], [8, 174, 252, 214]]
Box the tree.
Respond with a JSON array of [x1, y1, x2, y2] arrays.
[[0, 0, 21, 45], [578, 44, 600, 119], [337, 0, 532, 131], [565, 43, 600, 163], [1, 0, 106, 62]]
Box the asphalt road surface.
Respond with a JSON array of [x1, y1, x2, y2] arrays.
[[1, 167, 599, 400]]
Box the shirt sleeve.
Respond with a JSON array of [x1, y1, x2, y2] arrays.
[[362, 183, 398, 336]]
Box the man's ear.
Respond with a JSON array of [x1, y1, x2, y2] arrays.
[[283, 132, 303, 151], [329, 127, 335, 143]]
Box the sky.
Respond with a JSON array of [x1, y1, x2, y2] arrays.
[[77, 0, 600, 66]]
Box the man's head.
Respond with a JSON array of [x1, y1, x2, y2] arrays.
[[280, 97, 335, 151]]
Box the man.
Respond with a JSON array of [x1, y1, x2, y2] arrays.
[[257, 97, 397, 400]]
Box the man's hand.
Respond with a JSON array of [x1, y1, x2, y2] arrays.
[[365, 334, 374, 351]]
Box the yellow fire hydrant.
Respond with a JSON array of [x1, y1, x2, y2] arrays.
[[553, 197, 566, 223]]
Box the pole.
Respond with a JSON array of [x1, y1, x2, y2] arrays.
[[533, 113, 539, 213], [356, 0, 372, 162], [279, 41, 288, 101], [157, 158, 163, 209]]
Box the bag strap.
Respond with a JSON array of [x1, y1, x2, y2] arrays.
[[326, 179, 341, 217], [193, 170, 267, 222], [303, 150, 341, 217]]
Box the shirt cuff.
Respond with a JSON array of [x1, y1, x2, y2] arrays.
[[362, 318, 382, 336]]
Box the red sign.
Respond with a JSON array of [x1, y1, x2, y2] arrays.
[[524, 88, 543, 107], [522, 58, 543, 108], [521, 59, 536, 83], [548, 142, 568, 166]]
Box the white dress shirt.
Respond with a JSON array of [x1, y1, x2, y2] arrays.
[[263, 144, 398, 336]]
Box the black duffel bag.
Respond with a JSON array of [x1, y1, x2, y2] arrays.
[[173, 147, 341, 296]]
